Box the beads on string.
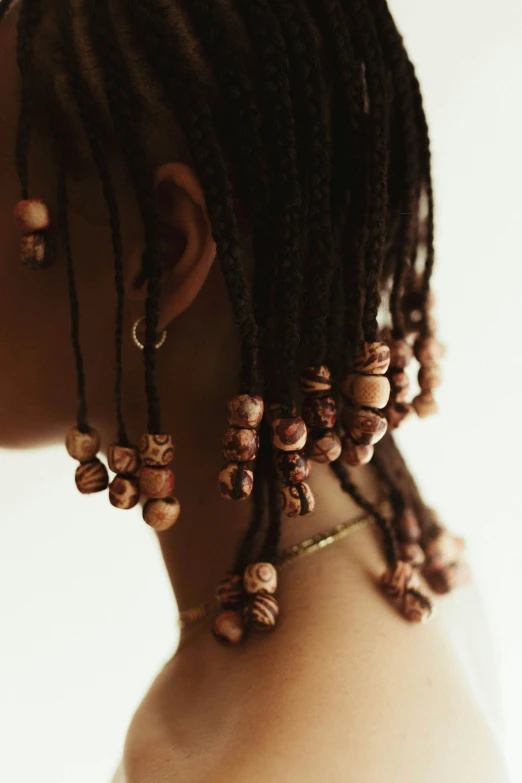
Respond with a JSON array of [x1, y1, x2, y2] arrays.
[[271, 412, 314, 518], [300, 366, 341, 466], [66, 425, 108, 495], [107, 443, 141, 511], [412, 336, 444, 418], [383, 335, 415, 431], [218, 462, 254, 501], [219, 395, 263, 502], [14, 199, 53, 269], [243, 562, 280, 632], [138, 433, 181, 529]]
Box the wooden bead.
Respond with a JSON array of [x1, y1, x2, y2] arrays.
[[424, 532, 462, 569], [222, 427, 259, 462], [396, 509, 422, 543], [227, 394, 264, 428], [218, 462, 254, 501], [423, 562, 471, 595], [139, 433, 174, 467], [271, 417, 307, 452], [109, 475, 140, 510], [380, 560, 419, 599], [341, 438, 374, 467], [107, 444, 141, 475], [401, 588, 435, 623], [247, 592, 279, 631], [143, 497, 180, 531], [301, 395, 337, 431], [66, 426, 101, 462], [75, 457, 109, 495], [279, 482, 315, 518], [418, 364, 442, 392], [275, 451, 311, 484], [384, 401, 413, 431], [412, 392, 438, 419], [343, 406, 387, 446], [139, 466, 175, 498], [14, 199, 51, 234], [414, 336, 444, 364], [389, 369, 410, 403], [399, 543, 426, 568], [243, 563, 278, 595], [389, 339, 413, 370], [300, 365, 332, 396], [213, 610, 245, 644], [216, 573, 244, 609], [307, 430, 342, 464], [353, 341, 391, 375], [342, 374, 390, 409], [20, 232, 53, 269]]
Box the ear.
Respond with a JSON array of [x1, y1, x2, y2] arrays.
[[126, 162, 216, 331]]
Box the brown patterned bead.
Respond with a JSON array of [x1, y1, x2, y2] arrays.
[[353, 341, 391, 375], [301, 396, 337, 431], [341, 438, 374, 467], [66, 426, 101, 462], [307, 430, 342, 464], [300, 366, 332, 396], [218, 462, 254, 501], [139, 466, 175, 498], [213, 610, 245, 644], [247, 592, 279, 631], [279, 482, 315, 518], [271, 417, 307, 452], [143, 497, 180, 531], [109, 475, 140, 510], [216, 573, 244, 609], [396, 509, 422, 543], [399, 543, 426, 568], [139, 433, 175, 467], [389, 339, 413, 370], [412, 392, 438, 418], [389, 370, 410, 403], [222, 427, 260, 462], [343, 406, 387, 446], [402, 588, 435, 623], [243, 563, 278, 595], [107, 444, 141, 475], [414, 336, 445, 364], [75, 457, 109, 495], [227, 394, 264, 429], [20, 233, 53, 269], [275, 451, 311, 484], [14, 199, 51, 234], [380, 560, 418, 599], [342, 374, 390, 409], [384, 401, 414, 431], [418, 364, 442, 392]]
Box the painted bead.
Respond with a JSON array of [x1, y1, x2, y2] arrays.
[[216, 573, 244, 609], [300, 365, 332, 396], [222, 427, 259, 462], [343, 406, 387, 446], [213, 610, 245, 644], [342, 374, 390, 409], [139, 466, 175, 498], [341, 438, 374, 467], [227, 394, 264, 429], [389, 339, 413, 370], [143, 497, 181, 531], [412, 392, 438, 418], [243, 562, 278, 595], [307, 430, 342, 464], [75, 457, 109, 495], [402, 588, 435, 623], [279, 482, 315, 518], [14, 199, 51, 234], [389, 370, 410, 403], [414, 336, 445, 364], [380, 560, 419, 599], [20, 233, 53, 269], [107, 444, 141, 475], [418, 364, 442, 392], [384, 401, 414, 430], [139, 433, 174, 467], [275, 451, 311, 484], [399, 543, 426, 568], [66, 426, 101, 462], [396, 509, 422, 543], [271, 417, 307, 452], [247, 592, 279, 631], [218, 462, 254, 501], [109, 475, 140, 510], [301, 395, 337, 431], [353, 341, 391, 375]]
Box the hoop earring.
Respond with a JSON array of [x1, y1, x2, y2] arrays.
[[132, 316, 168, 351]]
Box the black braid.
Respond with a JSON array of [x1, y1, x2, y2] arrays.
[[15, 0, 43, 200]]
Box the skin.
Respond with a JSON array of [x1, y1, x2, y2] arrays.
[[0, 7, 511, 782]]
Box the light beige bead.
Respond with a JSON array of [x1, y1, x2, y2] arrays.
[[75, 457, 109, 495], [300, 366, 332, 396], [139, 466, 175, 498], [218, 462, 254, 501], [399, 543, 426, 568], [66, 426, 101, 462], [13, 199, 51, 234], [107, 444, 141, 475], [279, 482, 315, 517], [353, 341, 391, 375], [247, 593, 279, 631], [343, 406, 387, 446], [413, 392, 438, 418], [243, 563, 278, 595], [227, 394, 264, 428], [380, 560, 419, 599], [342, 374, 390, 409], [402, 588, 435, 623], [109, 475, 140, 510], [418, 364, 442, 392], [271, 417, 307, 452], [139, 433, 174, 466], [222, 427, 259, 462], [414, 336, 445, 364], [143, 497, 181, 531], [341, 438, 374, 467], [307, 430, 342, 464], [213, 610, 245, 644], [20, 233, 52, 269]]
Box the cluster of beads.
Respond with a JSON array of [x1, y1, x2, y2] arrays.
[[272, 413, 315, 518], [422, 530, 469, 595], [380, 560, 435, 623], [383, 336, 415, 431], [300, 367, 342, 465], [14, 199, 53, 269], [394, 508, 426, 569], [341, 342, 391, 466], [213, 563, 279, 644], [107, 443, 141, 511], [218, 395, 264, 501], [412, 336, 443, 419], [139, 434, 181, 531], [65, 426, 109, 495]]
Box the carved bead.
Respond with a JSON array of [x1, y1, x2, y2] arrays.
[[402, 588, 435, 623], [307, 430, 342, 464], [243, 563, 278, 595], [396, 509, 422, 543], [341, 438, 374, 467], [107, 444, 141, 475], [301, 395, 337, 431], [275, 451, 311, 484], [380, 560, 418, 599], [227, 394, 264, 428], [213, 610, 245, 644], [75, 457, 109, 495], [139, 433, 174, 467], [384, 401, 414, 430], [399, 543, 426, 568], [389, 370, 410, 403], [222, 427, 259, 462], [279, 482, 315, 518], [414, 336, 444, 364], [389, 339, 413, 370], [14, 199, 51, 234], [271, 417, 307, 452], [353, 341, 391, 375], [218, 462, 254, 501], [109, 475, 140, 510], [216, 573, 244, 609], [247, 592, 279, 631], [413, 392, 438, 418], [343, 406, 387, 446], [143, 497, 180, 531], [300, 366, 332, 396], [20, 232, 53, 269], [66, 426, 101, 462], [418, 364, 442, 392], [342, 374, 390, 409], [139, 466, 175, 498]]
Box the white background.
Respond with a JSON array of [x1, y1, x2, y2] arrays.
[[1, 1, 522, 781]]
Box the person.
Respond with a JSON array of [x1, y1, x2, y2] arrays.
[[0, 0, 511, 780]]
